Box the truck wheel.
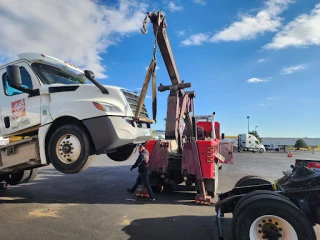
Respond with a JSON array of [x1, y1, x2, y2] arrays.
[[5, 170, 31, 185], [107, 144, 136, 162], [235, 175, 270, 188], [48, 124, 94, 174], [234, 194, 316, 240], [259, 148, 264, 153], [24, 168, 39, 183], [232, 190, 288, 236]]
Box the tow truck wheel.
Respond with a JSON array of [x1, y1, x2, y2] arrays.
[[48, 124, 94, 174], [4, 169, 31, 185], [107, 144, 136, 162], [234, 194, 316, 240], [235, 175, 270, 188]]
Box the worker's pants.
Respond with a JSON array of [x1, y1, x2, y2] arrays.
[[131, 170, 155, 199]]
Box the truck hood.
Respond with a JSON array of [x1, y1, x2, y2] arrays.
[[39, 83, 137, 117]]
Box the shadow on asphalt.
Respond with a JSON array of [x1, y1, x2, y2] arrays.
[[121, 215, 233, 240], [0, 166, 213, 206]]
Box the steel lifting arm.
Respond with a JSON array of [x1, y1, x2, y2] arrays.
[[142, 11, 195, 148]]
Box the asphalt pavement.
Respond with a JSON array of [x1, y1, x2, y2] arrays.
[[0, 151, 319, 240]]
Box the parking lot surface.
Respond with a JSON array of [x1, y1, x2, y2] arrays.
[[0, 151, 319, 240]]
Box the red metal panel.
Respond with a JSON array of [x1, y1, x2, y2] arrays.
[[149, 141, 169, 174], [181, 141, 203, 180], [146, 140, 156, 156], [214, 122, 220, 139], [197, 140, 219, 179]]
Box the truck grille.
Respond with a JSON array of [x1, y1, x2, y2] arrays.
[[121, 89, 149, 119]]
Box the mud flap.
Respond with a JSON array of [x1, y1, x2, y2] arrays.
[[220, 142, 234, 164]]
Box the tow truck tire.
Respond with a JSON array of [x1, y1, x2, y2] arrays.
[[107, 144, 136, 162], [5, 169, 31, 185], [233, 194, 316, 240], [48, 124, 94, 174], [235, 175, 270, 188]]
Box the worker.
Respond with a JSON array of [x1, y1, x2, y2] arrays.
[[127, 143, 156, 201]]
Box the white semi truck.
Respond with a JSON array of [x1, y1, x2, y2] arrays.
[[237, 133, 265, 153], [0, 53, 153, 185]]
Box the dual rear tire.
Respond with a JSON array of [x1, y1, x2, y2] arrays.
[[232, 175, 316, 240]]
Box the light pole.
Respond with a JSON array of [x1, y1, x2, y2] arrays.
[[247, 116, 250, 133], [255, 126, 258, 133]]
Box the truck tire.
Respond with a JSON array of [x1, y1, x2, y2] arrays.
[[235, 175, 270, 188], [5, 169, 31, 185], [48, 124, 94, 174], [107, 144, 136, 162], [232, 190, 288, 236], [259, 148, 264, 153], [24, 168, 39, 183], [233, 194, 316, 240]]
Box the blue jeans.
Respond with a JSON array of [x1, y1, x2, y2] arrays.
[[131, 170, 155, 199]]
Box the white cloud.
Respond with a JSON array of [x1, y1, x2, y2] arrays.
[[264, 3, 320, 49], [182, 0, 293, 46], [181, 33, 209, 46], [193, 0, 206, 5], [247, 77, 269, 83], [0, 0, 148, 78], [281, 64, 306, 75], [146, 95, 152, 98], [211, 0, 293, 42], [177, 30, 186, 36], [167, 1, 183, 12], [257, 58, 266, 63], [266, 97, 275, 100], [260, 104, 265, 106]]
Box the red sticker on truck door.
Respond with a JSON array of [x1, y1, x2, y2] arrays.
[[11, 99, 26, 120]]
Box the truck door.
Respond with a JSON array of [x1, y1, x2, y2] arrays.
[[0, 62, 41, 136]]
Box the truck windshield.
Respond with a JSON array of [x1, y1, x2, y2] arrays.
[[32, 62, 88, 85]]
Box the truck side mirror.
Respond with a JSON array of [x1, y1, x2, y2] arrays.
[[84, 70, 95, 80], [221, 133, 225, 140], [6, 65, 22, 87]]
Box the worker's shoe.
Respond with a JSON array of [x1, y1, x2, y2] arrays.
[[127, 188, 134, 196], [149, 198, 156, 201]]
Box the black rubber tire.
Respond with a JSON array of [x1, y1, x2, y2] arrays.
[[24, 168, 39, 183], [233, 193, 316, 240], [259, 148, 264, 153], [235, 175, 270, 188], [232, 190, 288, 237], [48, 124, 93, 174], [107, 144, 136, 162], [5, 170, 31, 185]]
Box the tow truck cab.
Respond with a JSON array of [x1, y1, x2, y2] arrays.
[[0, 53, 152, 176]]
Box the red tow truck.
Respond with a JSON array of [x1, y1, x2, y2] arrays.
[[135, 11, 234, 205]]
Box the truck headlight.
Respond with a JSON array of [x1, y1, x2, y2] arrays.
[[92, 102, 121, 113]]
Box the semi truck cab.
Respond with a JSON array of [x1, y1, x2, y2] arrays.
[[0, 53, 152, 178]]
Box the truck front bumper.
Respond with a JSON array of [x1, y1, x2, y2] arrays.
[[82, 115, 153, 153]]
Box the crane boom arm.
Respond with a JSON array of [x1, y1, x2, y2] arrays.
[[143, 11, 196, 151], [145, 11, 182, 87]]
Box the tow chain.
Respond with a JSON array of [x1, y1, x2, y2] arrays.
[[134, 12, 159, 123]]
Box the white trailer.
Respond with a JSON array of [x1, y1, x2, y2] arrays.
[[0, 53, 153, 186], [237, 134, 265, 153]]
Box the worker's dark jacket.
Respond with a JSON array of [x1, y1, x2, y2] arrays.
[[132, 149, 150, 173]]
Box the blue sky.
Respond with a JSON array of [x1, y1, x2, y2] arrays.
[[0, 0, 319, 137]]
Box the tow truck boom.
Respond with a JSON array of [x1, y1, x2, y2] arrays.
[[142, 11, 195, 152]]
